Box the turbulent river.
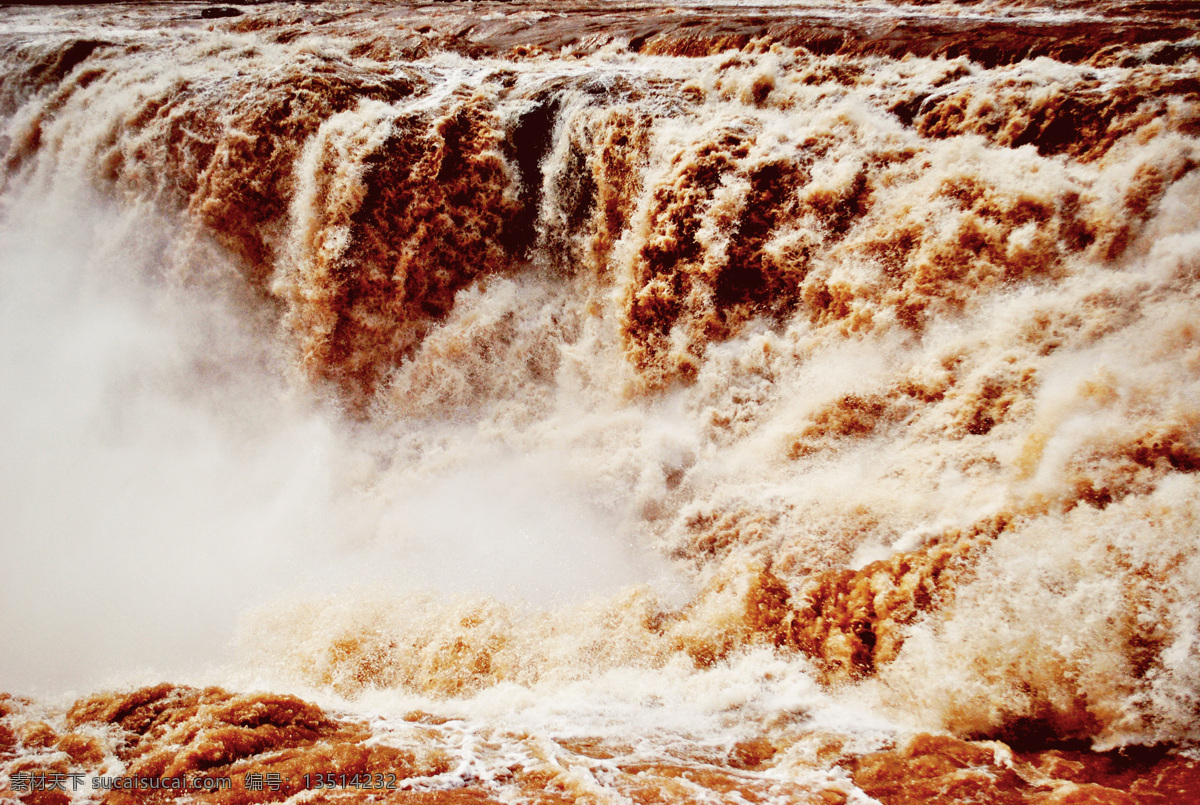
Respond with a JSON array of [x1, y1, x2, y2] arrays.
[[2, 1, 1200, 802]]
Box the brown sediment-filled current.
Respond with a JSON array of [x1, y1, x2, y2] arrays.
[[1, 0, 1199, 802]]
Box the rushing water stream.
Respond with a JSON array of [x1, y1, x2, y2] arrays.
[[1, 1, 1199, 802]]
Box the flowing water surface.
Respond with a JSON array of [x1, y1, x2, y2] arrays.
[[1, 1, 1200, 802]]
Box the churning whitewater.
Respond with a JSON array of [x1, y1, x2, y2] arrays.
[[1, 0, 1199, 802]]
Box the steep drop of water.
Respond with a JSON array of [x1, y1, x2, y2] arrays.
[[1, 2, 1199, 802]]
